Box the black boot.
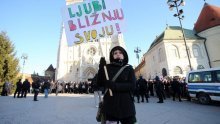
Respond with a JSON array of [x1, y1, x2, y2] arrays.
[[157, 101, 163, 103]]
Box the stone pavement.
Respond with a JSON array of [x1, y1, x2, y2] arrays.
[[0, 94, 220, 124]]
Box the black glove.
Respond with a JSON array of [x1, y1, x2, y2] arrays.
[[105, 80, 115, 90], [99, 57, 106, 69]]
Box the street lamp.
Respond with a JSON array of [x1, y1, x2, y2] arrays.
[[134, 47, 142, 76], [21, 53, 28, 81], [134, 47, 141, 64], [167, 0, 192, 71]]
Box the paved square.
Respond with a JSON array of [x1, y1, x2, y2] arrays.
[[0, 94, 220, 124]]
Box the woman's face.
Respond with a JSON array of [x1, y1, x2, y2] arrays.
[[113, 50, 124, 60]]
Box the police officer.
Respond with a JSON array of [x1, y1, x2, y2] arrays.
[[137, 76, 149, 103], [154, 76, 164, 103]]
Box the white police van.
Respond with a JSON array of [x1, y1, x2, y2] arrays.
[[186, 67, 220, 104]]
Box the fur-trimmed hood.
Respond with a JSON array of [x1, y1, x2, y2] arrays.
[[109, 46, 128, 65]]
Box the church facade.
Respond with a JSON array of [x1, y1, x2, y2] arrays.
[[55, 0, 126, 82], [135, 3, 220, 79], [136, 26, 209, 79]]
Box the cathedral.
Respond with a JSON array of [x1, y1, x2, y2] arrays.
[[55, 0, 126, 82]]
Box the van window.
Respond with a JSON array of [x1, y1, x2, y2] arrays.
[[216, 71, 220, 82], [189, 73, 202, 83], [202, 71, 212, 82], [188, 71, 212, 83]]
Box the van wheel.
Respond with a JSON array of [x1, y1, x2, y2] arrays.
[[198, 93, 211, 105]]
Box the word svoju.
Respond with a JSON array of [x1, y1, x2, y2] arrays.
[[74, 23, 121, 44]]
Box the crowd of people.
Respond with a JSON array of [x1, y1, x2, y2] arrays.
[[0, 73, 189, 104], [133, 75, 189, 104], [50, 81, 91, 95], [0, 78, 101, 98]]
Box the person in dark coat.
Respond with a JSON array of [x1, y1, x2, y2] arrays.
[[135, 79, 140, 103], [97, 46, 137, 124], [32, 80, 40, 101], [1, 82, 7, 96], [154, 76, 164, 103], [161, 80, 166, 100], [1, 81, 10, 96], [164, 79, 171, 98], [171, 77, 182, 102], [14, 79, 23, 98], [136, 76, 149, 103], [21, 79, 30, 98], [43, 80, 51, 98], [148, 80, 154, 96]]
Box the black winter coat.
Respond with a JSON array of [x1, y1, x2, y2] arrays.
[[155, 80, 163, 92], [16, 81, 22, 90], [137, 78, 148, 92], [32, 81, 40, 90], [171, 80, 181, 93], [97, 64, 136, 119], [43, 82, 50, 89], [91, 74, 101, 91], [22, 80, 30, 90]]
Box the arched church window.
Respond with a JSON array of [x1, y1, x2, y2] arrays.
[[174, 66, 182, 75], [159, 48, 164, 62], [182, 46, 191, 58], [170, 45, 180, 58], [192, 44, 201, 58], [69, 65, 73, 73], [153, 56, 156, 63]]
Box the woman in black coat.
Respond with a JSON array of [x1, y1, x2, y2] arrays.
[[97, 46, 137, 124]]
